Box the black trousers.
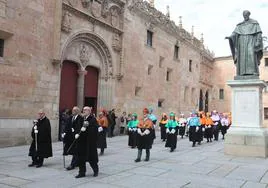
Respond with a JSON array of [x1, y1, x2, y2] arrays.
[[32, 156, 44, 165], [213, 125, 219, 140], [108, 125, 115, 137], [120, 127, 125, 134], [70, 155, 78, 167], [78, 156, 98, 175]]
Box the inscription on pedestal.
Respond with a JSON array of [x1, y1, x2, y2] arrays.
[[233, 89, 258, 127]]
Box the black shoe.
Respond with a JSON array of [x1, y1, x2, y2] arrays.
[[75, 174, 85, 178], [99, 151, 104, 156], [36, 164, 43, 168], [135, 158, 141, 162], [28, 163, 36, 167], [66, 165, 75, 170], [192, 143, 195, 147], [93, 172, 98, 177], [144, 158, 149, 162], [170, 148, 174, 152], [207, 140, 209, 143], [198, 142, 201, 145]]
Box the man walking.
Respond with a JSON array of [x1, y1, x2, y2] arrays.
[[28, 109, 52, 168]]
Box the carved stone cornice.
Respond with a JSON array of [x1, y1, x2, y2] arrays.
[[128, 0, 214, 59], [62, 2, 124, 34]]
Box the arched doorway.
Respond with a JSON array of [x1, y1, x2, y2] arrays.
[[58, 60, 79, 140], [84, 66, 99, 115], [205, 91, 209, 113], [59, 60, 79, 112], [60, 31, 115, 115], [199, 89, 203, 111]]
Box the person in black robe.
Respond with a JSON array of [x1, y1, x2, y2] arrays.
[[107, 109, 117, 137], [62, 106, 83, 170], [75, 106, 99, 178], [204, 113, 213, 143], [96, 110, 108, 155], [28, 109, 52, 168], [135, 108, 154, 162], [59, 108, 71, 141], [127, 113, 139, 148], [178, 114, 187, 139], [159, 113, 168, 142], [165, 112, 179, 152]]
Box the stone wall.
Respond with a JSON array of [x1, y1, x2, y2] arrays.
[[0, 0, 60, 147], [117, 0, 214, 118]]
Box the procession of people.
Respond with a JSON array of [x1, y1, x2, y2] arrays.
[[28, 106, 231, 179]]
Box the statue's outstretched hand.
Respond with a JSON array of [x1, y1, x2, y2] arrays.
[[225, 36, 230, 40]]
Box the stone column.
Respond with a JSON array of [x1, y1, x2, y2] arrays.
[[53, 0, 62, 60], [77, 69, 87, 109], [225, 79, 268, 157]]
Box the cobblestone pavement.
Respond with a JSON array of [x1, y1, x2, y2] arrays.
[[1, 132, 268, 188]]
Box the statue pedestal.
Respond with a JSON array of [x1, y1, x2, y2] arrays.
[[224, 79, 268, 157]]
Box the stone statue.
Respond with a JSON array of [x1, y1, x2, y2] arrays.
[[225, 10, 263, 79], [61, 11, 72, 33]]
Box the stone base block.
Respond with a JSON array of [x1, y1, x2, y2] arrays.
[[0, 118, 58, 147], [224, 127, 268, 158]]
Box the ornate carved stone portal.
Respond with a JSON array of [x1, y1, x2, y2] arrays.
[[62, 32, 113, 81]]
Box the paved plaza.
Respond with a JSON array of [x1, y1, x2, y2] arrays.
[[1, 132, 268, 188]]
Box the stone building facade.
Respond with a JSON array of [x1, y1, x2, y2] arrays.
[[0, 0, 265, 147], [212, 51, 268, 126]]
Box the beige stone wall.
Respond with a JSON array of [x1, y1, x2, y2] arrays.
[[211, 56, 235, 113], [0, 1, 60, 146], [0, 0, 60, 118], [117, 1, 214, 118], [259, 52, 268, 116]]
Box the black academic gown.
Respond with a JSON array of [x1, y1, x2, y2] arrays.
[[29, 117, 52, 158], [63, 115, 83, 155], [77, 115, 99, 163], [165, 127, 179, 150]]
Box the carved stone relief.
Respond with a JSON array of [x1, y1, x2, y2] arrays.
[[81, 0, 90, 8], [0, 0, 6, 18], [90, 0, 102, 18], [112, 33, 121, 52], [145, 22, 156, 32], [101, 0, 109, 18], [66, 0, 78, 7], [79, 43, 92, 66], [66, 33, 114, 80], [61, 11, 72, 33], [110, 6, 120, 27]]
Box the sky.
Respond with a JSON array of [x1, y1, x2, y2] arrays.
[[154, 0, 268, 57]]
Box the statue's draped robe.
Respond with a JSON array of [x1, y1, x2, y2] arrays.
[[229, 19, 263, 76]]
